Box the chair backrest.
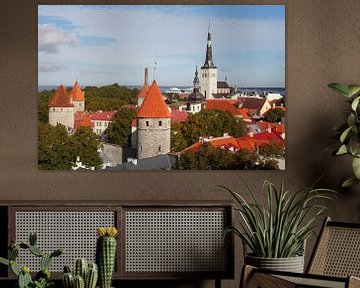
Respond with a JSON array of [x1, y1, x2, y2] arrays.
[[307, 217, 360, 277]]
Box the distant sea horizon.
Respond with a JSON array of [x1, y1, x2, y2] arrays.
[[38, 85, 286, 95]]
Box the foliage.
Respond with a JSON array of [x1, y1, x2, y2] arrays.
[[171, 123, 188, 152], [259, 140, 285, 158], [38, 90, 55, 124], [38, 123, 73, 170], [84, 83, 138, 111], [104, 107, 136, 146], [264, 108, 285, 123], [174, 144, 278, 170], [222, 179, 335, 258], [328, 83, 360, 187], [38, 123, 102, 170], [171, 109, 247, 152], [37, 84, 138, 124], [0, 232, 63, 288]]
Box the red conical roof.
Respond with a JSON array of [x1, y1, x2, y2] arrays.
[[49, 85, 74, 107], [138, 84, 149, 99], [70, 81, 84, 101], [137, 81, 171, 118]]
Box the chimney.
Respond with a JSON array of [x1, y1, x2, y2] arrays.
[[144, 67, 148, 86]]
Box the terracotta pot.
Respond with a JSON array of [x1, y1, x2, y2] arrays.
[[245, 254, 305, 273]]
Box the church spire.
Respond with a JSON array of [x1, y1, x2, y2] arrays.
[[202, 18, 216, 69], [193, 65, 200, 90]]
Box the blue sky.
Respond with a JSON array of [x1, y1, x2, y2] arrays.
[[38, 5, 285, 87]]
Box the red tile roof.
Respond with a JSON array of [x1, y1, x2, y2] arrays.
[[258, 122, 285, 134], [74, 112, 93, 129], [251, 130, 285, 145], [137, 81, 171, 118], [182, 131, 284, 154], [70, 81, 84, 101], [171, 110, 188, 123], [48, 85, 74, 108], [205, 100, 249, 119], [89, 110, 116, 121], [138, 84, 149, 99]]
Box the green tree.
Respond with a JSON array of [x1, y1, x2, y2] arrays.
[[171, 122, 188, 152], [38, 90, 54, 123], [258, 140, 285, 157], [179, 109, 247, 148], [174, 144, 276, 170], [38, 123, 102, 170], [38, 123, 74, 170], [264, 108, 285, 123], [104, 107, 136, 146], [70, 127, 102, 168]]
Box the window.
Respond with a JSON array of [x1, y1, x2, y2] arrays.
[[146, 121, 149, 127], [158, 146, 161, 152], [104, 122, 107, 127], [140, 146, 142, 151], [159, 121, 162, 127]]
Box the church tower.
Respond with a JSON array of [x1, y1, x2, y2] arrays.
[[48, 85, 74, 132], [137, 81, 171, 160], [200, 22, 217, 100], [70, 81, 85, 113], [187, 66, 205, 114]]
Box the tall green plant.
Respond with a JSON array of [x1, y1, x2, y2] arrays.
[[328, 83, 360, 187], [222, 179, 335, 258]]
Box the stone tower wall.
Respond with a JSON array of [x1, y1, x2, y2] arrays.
[[49, 107, 74, 131], [137, 118, 171, 159], [200, 67, 217, 100]]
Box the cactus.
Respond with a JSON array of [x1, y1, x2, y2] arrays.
[[74, 258, 87, 279], [85, 263, 98, 288], [18, 269, 32, 288], [63, 259, 98, 288], [0, 233, 63, 288], [41, 253, 52, 270], [96, 227, 118, 288], [74, 275, 85, 288]]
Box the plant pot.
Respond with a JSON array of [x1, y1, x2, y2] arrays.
[[245, 254, 304, 273]]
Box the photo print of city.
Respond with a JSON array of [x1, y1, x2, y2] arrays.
[[38, 5, 285, 171]]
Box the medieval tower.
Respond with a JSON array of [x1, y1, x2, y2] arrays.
[[48, 84, 74, 131], [200, 23, 217, 100], [70, 81, 85, 113], [136, 80, 171, 160]]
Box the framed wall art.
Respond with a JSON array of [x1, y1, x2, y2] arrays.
[[38, 5, 285, 171]]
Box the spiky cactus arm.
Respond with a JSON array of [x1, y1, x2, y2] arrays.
[[74, 258, 88, 280], [96, 236, 116, 288], [85, 263, 98, 288], [73, 275, 85, 288], [18, 266, 32, 288], [63, 272, 74, 288], [96, 227, 118, 288]]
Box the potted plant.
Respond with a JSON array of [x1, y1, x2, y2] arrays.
[[328, 83, 360, 187], [0, 232, 63, 288], [222, 179, 334, 273]]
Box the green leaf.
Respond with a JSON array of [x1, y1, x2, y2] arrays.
[[347, 114, 356, 127], [0, 257, 9, 266], [352, 157, 360, 179], [328, 83, 351, 97], [342, 177, 360, 188], [351, 96, 360, 111], [347, 85, 360, 97], [336, 145, 348, 155], [340, 126, 353, 143]]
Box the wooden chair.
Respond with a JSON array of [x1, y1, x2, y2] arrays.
[[241, 217, 360, 288]]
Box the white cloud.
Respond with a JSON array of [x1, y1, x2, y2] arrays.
[[38, 62, 64, 72], [38, 24, 78, 53]]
